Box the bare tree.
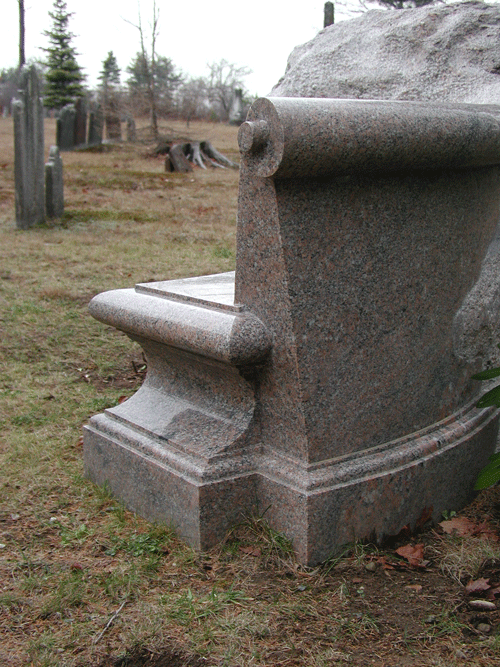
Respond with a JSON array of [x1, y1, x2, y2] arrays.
[[206, 60, 251, 121], [125, 1, 160, 138], [19, 0, 25, 69], [177, 77, 208, 127]]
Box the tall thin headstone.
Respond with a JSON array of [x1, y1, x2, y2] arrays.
[[126, 116, 137, 142], [106, 98, 121, 141], [324, 2, 334, 27], [57, 103, 76, 150], [45, 145, 64, 218], [13, 66, 45, 229], [229, 89, 246, 125], [87, 103, 103, 146], [74, 98, 87, 146]]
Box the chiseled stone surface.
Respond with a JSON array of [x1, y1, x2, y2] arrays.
[[84, 97, 500, 564], [271, 1, 500, 104]]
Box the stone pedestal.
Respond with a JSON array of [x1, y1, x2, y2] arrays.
[[84, 98, 500, 564]]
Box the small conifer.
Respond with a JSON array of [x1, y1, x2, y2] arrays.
[[43, 0, 84, 109]]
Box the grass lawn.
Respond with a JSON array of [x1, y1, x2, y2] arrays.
[[1, 116, 500, 666]]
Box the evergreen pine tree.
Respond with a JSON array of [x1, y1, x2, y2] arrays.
[[99, 51, 121, 129], [99, 51, 121, 88], [43, 0, 84, 109]]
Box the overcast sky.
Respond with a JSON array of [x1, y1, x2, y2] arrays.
[[1, 0, 366, 96]]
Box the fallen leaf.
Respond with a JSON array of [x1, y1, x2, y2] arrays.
[[466, 578, 491, 594], [487, 586, 500, 600], [395, 543, 426, 567], [439, 517, 499, 541], [376, 556, 395, 570], [239, 546, 261, 557], [439, 517, 477, 536], [406, 584, 423, 593], [352, 577, 363, 584], [475, 521, 499, 542]]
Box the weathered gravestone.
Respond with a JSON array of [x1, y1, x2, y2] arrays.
[[45, 145, 64, 219], [126, 116, 137, 142], [74, 98, 87, 147], [57, 103, 76, 151], [229, 89, 246, 125], [87, 104, 103, 146], [105, 99, 122, 141], [84, 97, 500, 564], [12, 66, 45, 229]]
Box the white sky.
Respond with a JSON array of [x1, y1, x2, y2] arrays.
[[1, 0, 365, 97]]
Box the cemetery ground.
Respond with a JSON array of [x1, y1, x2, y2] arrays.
[[1, 118, 500, 667]]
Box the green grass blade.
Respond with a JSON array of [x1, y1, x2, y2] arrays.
[[475, 452, 500, 490], [472, 367, 500, 381], [476, 385, 500, 408]]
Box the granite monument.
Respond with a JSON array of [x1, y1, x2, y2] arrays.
[[84, 97, 500, 564]]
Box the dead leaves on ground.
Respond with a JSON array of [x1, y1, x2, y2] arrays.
[[438, 516, 498, 541], [395, 543, 429, 568]]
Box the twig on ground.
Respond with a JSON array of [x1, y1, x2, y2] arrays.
[[92, 599, 128, 645]]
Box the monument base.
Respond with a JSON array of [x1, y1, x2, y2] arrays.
[[83, 274, 499, 565], [84, 396, 498, 565]]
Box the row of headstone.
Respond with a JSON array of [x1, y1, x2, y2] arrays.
[[56, 102, 132, 147], [57, 98, 102, 151], [57, 99, 131, 150], [13, 66, 64, 229]]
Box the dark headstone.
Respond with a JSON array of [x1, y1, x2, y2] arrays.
[[57, 104, 76, 150], [74, 98, 87, 146], [45, 145, 64, 218], [87, 104, 103, 146], [324, 1, 334, 27], [126, 116, 137, 142]]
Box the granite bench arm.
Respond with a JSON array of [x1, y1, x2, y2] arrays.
[[89, 288, 272, 366], [239, 97, 500, 179]]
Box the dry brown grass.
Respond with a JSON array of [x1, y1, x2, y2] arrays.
[[1, 116, 500, 666]]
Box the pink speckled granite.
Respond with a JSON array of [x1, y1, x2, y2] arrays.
[[84, 98, 500, 564]]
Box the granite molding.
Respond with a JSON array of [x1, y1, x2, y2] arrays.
[[89, 280, 272, 367]]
